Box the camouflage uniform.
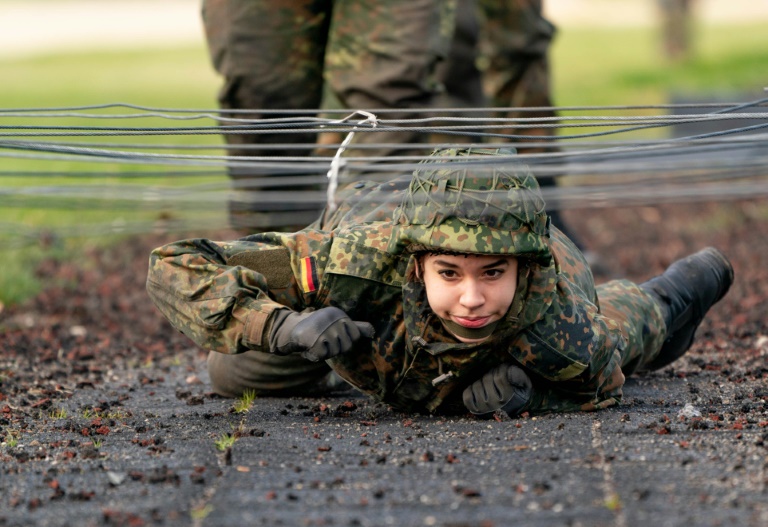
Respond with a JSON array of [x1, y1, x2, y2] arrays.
[[437, 0, 557, 145], [147, 149, 667, 415], [476, 0, 557, 144], [201, 0, 456, 229]]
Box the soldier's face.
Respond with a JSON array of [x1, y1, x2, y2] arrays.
[[421, 253, 518, 343]]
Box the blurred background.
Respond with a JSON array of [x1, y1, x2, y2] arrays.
[[4, 0, 765, 105], [1, 0, 767, 306]]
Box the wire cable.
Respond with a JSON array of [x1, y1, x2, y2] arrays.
[[2, 102, 766, 247]]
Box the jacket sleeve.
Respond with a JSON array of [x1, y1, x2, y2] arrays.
[[522, 341, 626, 415], [508, 277, 629, 415], [146, 236, 308, 355]]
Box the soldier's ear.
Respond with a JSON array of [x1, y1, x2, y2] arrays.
[[406, 254, 424, 282]]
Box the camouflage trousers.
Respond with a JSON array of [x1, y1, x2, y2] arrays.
[[437, 0, 557, 146], [202, 0, 456, 230], [206, 279, 667, 399], [207, 350, 339, 398]]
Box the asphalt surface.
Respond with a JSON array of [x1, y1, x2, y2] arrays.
[[2, 196, 768, 527], [2, 345, 766, 527]]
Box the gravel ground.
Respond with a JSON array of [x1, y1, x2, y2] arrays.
[[1, 199, 767, 527]]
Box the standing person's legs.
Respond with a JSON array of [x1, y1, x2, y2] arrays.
[[431, 0, 487, 144], [324, 0, 457, 159], [202, 0, 333, 231], [479, 2, 553, 106], [477, 0, 556, 150], [435, 0, 485, 111]]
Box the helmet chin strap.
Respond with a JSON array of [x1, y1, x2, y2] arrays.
[[439, 318, 499, 341]]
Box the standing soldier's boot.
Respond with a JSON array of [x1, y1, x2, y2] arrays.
[[640, 247, 734, 371]]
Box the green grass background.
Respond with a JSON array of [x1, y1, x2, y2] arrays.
[[553, 23, 767, 107], [1, 20, 766, 305]]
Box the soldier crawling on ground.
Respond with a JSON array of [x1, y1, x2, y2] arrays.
[[146, 148, 733, 418]]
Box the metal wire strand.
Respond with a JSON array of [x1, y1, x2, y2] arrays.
[[2, 102, 766, 247]]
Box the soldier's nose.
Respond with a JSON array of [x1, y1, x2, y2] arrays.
[[460, 281, 484, 308]]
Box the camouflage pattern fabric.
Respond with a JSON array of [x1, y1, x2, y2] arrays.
[[147, 148, 667, 415], [202, 0, 454, 157], [201, 0, 456, 230], [435, 0, 557, 152], [478, 0, 557, 149]]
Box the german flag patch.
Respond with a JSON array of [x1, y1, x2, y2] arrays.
[[299, 256, 319, 293]]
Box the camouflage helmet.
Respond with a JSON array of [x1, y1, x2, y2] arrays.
[[389, 147, 551, 264]]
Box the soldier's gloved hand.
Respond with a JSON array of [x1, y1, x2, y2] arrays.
[[269, 307, 375, 362], [463, 363, 532, 417]]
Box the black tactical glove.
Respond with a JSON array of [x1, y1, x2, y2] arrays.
[[463, 363, 533, 417], [269, 307, 375, 362]]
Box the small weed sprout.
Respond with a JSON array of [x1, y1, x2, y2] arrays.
[[92, 438, 103, 449], [214, 432, 237, 452], [79, 408, 128, 420], [3, 431, 20, 449], [233, 389, 257, 414], [190, 504, 214, 521], [604, 492, 622, 511], [49, 407, 68, 420]]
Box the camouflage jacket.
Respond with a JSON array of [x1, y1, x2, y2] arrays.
[[147, 150, 625, 415]]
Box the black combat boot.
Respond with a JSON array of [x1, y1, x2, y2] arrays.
[[639, 247, 734, 371]]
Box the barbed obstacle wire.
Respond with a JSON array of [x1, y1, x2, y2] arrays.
[[1, 100, 767, 248]]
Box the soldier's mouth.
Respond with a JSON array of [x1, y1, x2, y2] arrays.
[[452, 316, 492, 328]]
